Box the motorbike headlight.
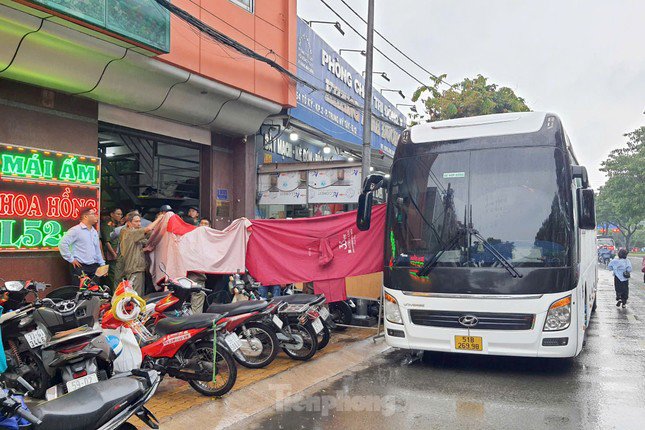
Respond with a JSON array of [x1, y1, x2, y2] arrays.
[[384, 292, 403, 325], [543, 296, 571, 331]]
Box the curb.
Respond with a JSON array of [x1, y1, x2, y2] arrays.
[[161, 336, 391, 429]]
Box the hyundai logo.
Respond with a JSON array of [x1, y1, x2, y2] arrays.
[[458, 315, 479, 328]]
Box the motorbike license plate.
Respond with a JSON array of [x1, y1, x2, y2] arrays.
[[24, 329, 47, 348], [225, 333, 243, 352], [272, 315, 284, 329], [66, 373, 99, 393], [311, 317, 324, 334], [454, 336, 483, 351], [319, 306, 330, 320]]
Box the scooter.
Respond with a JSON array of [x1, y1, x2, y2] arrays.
[[32, 289, 116, 400], [0, 280, 51, 398], [0, 369, 160, 430], [1, 282, 115, 400]]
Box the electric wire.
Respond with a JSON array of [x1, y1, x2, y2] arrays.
[[152, 0, 404, 130], [318, 0, 435, 88], [335, 0, 452, 87]]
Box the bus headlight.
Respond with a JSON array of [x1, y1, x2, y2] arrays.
[[384, 292, 403, 325], [543, 296, 571, 331]]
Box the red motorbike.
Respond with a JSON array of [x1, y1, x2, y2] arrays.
[[101, 289, 237, 397], [143, 274, 281, 369]]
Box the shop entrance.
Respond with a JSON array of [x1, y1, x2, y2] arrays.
[[98, 123, 200, 219]]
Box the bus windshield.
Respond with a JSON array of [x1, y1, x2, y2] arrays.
[[388, 146, 571, 269]]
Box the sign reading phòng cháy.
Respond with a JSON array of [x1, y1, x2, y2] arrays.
[[0, 143, 100, 252]]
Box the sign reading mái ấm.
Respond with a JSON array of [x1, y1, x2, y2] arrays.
[[0, 143, 100, 252]]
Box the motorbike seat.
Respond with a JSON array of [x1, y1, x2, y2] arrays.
[[143, 291, 170, 304], [206, 300, 269, 316], [31, 376, 144, 430], [276, 294, 323, 305], [155, 313, 223, 336]]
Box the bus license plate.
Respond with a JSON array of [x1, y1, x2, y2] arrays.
[[66, 373, 98, 393], [24, 329, 47, 348], [455, 336, 483, 351]]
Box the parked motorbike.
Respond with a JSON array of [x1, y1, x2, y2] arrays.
[[141, 269, 281, 370], [0, 280, 51, 398], [221, 277, 331, 358], [205, 298, 280, 369], [102, 296, 237, 397], [1, 280, 115, 400], [32, 289, 116, 400], [0, 369, 160, 430]]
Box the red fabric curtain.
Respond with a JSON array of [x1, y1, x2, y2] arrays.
[[246, 205, 386, 285]]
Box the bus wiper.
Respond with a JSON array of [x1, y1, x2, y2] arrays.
[[468, 228, 523, 278], [416, 229, 465, 277]]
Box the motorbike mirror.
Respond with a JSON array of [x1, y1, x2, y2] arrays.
[[159, 262, 169, 276], [4, 281, 24, 292], [95, 265, 109, 278], [2, 373, 34, 394], [176, 278, 194, 289]]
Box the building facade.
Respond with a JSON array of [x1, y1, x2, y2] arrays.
[[255, 17, 405, 219], [0, 0, 297, 286]]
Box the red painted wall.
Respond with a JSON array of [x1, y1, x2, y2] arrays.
[[159, 0, 297, 107]]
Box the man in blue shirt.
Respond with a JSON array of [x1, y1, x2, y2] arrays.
[[59, 207, 105, 286], [608, 248, 632, 308]]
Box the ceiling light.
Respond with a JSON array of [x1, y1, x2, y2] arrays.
[[347, 156, 355, 162], [289, 132, 299, 142], [384, 174, 391, 179], [369, 166, 374, 172], [323, 145, 332, 154]]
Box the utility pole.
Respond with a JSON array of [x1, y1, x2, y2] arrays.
[[361, 0, 375, 183], [355, 0, 376, 326]]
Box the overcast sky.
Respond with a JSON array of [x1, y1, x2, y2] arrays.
[[297, 0, 645, 187]]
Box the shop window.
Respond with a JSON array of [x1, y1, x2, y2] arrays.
[[229, 0, 254, 13]]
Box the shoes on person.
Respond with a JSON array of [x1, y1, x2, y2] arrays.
[[616, 300, 622, 307], [622, 303, 626, 309]]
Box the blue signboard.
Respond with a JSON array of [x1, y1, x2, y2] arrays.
[[291, 18, 406, 157], [217, 189, 228, 201]]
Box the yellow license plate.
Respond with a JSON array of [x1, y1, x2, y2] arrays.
[[455, 336, 483, 351]]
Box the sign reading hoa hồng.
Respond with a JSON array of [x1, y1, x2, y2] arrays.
[[0, 143, 100, 252]]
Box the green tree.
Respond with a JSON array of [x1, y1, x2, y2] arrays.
[[596, 126, 645, 250], [411, 74, 530, 122]]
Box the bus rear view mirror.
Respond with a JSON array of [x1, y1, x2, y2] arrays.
[[577, 188, 596, 229], [357, 191, 374, 231], [571, 165, 589, 188], [362, 174, 385, 193]]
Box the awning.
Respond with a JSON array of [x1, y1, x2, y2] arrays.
[[0, 4, 281, 137]]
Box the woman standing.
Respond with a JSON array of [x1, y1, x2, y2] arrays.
[[608, 249, 632, 308]]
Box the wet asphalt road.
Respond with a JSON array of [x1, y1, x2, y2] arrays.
[[229, 262, 645, 430]]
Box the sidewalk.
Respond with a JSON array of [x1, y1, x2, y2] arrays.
[[139, 327, 389, 428]]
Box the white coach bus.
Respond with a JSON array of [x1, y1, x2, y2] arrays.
[[357, 112, 597, 358]]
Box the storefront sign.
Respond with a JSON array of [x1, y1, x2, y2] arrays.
[[258, 167, 361, 205], [258, 172, 307, 205], [292, 19, 406, 157], [308, 167, 361, 204], [0, 144, 100, 252]]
